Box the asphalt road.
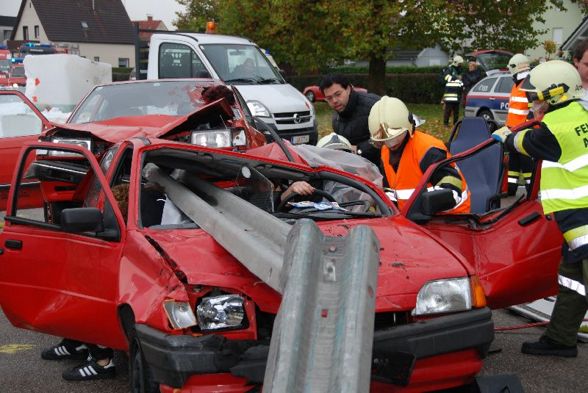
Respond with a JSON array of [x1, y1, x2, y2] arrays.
[[0, 308, 586, 392]]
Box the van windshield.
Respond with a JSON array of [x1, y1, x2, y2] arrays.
[[200, 44, 284, 85]]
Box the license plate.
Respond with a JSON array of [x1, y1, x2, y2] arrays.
[[291, 135, 310, 144]]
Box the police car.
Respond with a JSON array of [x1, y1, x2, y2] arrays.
[[464, 72, 513, 126]]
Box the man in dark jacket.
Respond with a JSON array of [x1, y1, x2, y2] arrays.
[[319, 74, 380, 165], [462, 58, 486, 103]]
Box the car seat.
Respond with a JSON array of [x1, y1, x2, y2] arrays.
[[447, 117, 504, 214]]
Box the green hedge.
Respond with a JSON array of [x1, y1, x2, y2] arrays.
[[287, 71, 445, 104], [112, 67, 133, 82]]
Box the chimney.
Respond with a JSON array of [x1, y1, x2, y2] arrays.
[[147, 15, 153, 21]]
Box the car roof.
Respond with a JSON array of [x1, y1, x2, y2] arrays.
[[155, 32, 255, 46]]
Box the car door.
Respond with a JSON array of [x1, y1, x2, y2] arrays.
[[0, 90, 52, 211], [0, 142, 127, 349], [404, 141, 563, 309]]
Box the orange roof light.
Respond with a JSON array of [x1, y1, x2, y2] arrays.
[[206, 21, 217, 34]]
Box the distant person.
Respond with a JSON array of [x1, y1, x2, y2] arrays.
[[572, 38, 588, 100], [504, 53, 534, 195], [462, 58, 485, 103], [319, 74, 381, 165], [368, 96, 470, 213], [442, 55, 464, 126]]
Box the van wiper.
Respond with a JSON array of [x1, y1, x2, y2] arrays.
[[224, 78, 258, 84], [256, 77, 282, 84]]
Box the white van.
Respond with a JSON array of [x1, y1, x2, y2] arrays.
[[147, 33, 317, 144]]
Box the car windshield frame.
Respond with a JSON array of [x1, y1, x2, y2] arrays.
[[199, 43, 285, 85], [68, 80, 217, 124]]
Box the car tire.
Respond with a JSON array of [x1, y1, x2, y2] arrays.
[[130, 337, 159, 393], [477, 109, 498, 132], [305, 91, 315, 102]]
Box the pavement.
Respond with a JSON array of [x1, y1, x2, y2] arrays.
[[1, 307, 586, 392]]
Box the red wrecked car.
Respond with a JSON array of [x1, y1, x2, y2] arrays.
[[0, 80, 267, 213], [0, 134, 562, 392]]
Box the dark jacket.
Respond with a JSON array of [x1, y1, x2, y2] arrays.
[[332, 89, 381, 165], [462, 68, 485, 96]]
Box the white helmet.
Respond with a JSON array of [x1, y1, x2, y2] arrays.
[[368, 96, 415, 148], [452, 55, 464, 67], [520, 60, 583, 105], [507, 53, 530, 76], [316, 133, 352, 152]]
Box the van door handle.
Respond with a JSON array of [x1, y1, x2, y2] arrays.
[[5, 240, 22, 250]]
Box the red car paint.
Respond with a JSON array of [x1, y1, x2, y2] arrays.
[[0, 134, 562, 392]]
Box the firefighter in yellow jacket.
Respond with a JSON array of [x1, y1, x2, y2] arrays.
[[492, 60, 587, 357], [505, 53, 534, 195], [368, 96, 470, 213]]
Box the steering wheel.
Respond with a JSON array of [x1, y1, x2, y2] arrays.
[[277, 189, 338, 211]]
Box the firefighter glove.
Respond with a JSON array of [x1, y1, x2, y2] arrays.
[[492, 126, 512, 143]]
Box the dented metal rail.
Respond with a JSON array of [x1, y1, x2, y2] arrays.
[[263, 220, 379, 393], [143, 164, 380, 392], [143, 163, 290, 293]]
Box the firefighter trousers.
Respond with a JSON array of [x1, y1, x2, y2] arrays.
[[545, 258, 588, 347]]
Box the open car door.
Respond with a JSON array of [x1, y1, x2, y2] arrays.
[[0, 90, 52, 211], [0, 142, 127, 348], [403, 139, 563, 309]]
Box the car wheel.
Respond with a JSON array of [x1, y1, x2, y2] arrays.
[[305, 91, 315, 102], [477, 109, 498, 132], [130, 338, 159, 393]]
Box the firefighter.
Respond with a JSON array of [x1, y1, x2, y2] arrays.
[[368, 96, 470, 213], [442, 55, 464, 126], [492, 60, 586, 357], [505, 53, 534, 195]]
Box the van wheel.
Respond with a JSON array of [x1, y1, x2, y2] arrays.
[[130, 338, 159, 393], [305, 91, 315, 102]]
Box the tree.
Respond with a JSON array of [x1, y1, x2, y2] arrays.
[[174, 0, 583, 95]]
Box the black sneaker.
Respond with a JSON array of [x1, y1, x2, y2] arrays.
[[521, 336, 577, 358], [41, 340, 88, 361], [62, 358, 116, 381]]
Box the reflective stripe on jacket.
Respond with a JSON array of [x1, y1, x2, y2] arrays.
[[505, 82, 530, 127], [443, 79, 463, 103], [381, 131, 470, 213]]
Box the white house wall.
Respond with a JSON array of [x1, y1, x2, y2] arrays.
[[76, 42, 135, 67], [13, 0, 49, 42]]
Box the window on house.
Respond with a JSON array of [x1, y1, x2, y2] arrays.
[[94, 56, 100, 62], [34, 25, 39, 38], [118, 58, 129, 67], [22, 26, 29, 40]]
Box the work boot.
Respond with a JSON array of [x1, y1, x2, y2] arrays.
[[62, 358, 116, 381], [521, 336, 577, 358], [41, 339, 88, 361]]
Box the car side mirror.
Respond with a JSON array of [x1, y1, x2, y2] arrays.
[[421, 188, 456, 216], [60, 207, 104, 233]]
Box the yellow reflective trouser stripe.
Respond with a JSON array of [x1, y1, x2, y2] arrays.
[[513, 130, 529, 156], [563, 225, 588, 250], [558, 274, 586, 296], [436, 175, 462, 189]]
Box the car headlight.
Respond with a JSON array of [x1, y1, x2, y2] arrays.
[[246, 100, 271, 117], [163, 300, 197, 329], [190, 129, 247, 148], [196, 294, 245, 331], [48, 137, 92, 156], [413, 277, 472, 316]]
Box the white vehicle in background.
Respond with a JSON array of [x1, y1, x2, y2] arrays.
[[147, 33, 318, 145]]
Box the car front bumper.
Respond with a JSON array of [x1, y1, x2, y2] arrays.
[[137, 307, 493, 389]]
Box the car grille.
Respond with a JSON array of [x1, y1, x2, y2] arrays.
[[274, 111, 312, 125]]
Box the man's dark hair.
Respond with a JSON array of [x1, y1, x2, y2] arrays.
[[202, 85, 235, 105], [319, 74, 350, 93], [572, 38, 588, 61]]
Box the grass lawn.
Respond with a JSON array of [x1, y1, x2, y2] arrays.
[[314, 101, 454, 143]]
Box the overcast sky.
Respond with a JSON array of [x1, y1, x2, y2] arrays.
[[0, 0, 186, 30]]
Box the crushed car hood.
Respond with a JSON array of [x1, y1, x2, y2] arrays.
[[143, 214, 468, 314]]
